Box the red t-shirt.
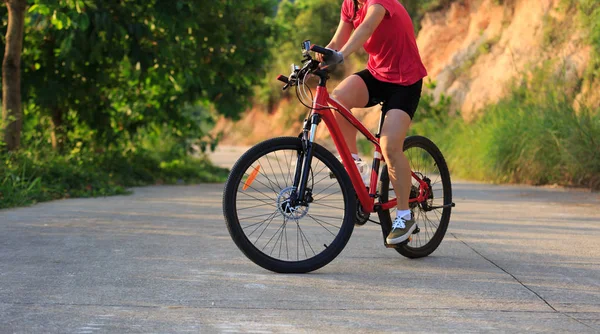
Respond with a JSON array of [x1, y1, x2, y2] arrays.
[[341, 0, 427, 86]]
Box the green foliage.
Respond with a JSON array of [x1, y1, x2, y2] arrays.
[[576, 0, 600, 80], [0, 1, 271, 208], [15, 0, 275, 141], [258, 0, 343, 106], [0, 128, 229, 209], [1, 0, 277, 151], [412, 66, 600, 190], [402, 0, 458, 32], [357, 138, 374, 157], [418, 80, 453, 122]]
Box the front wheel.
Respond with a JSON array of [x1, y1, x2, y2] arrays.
[[223, 137, 356, 273], [378, 136, 453, 258]]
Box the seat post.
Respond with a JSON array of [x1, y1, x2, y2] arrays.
[[376, 109, 385, 138]]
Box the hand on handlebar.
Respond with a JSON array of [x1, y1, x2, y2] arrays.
[[320, 50, 344, 67], [277, 41, 344, 90], [311, 44, 344, 67], [315, 44, 334, 62]]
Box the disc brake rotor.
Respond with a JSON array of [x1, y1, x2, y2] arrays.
[[277, 186, 309, 220]]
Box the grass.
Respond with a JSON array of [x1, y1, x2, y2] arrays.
[[411, 68, 600, 190], [0, 127, 229, 210]]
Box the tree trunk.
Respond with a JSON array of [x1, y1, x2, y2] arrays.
[[2, 0, 27, 151], [50, 107, 65, 152]]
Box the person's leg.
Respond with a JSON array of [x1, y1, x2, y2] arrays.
[[330, 75, 369, 154], [380, 109, 412, 212], [380, 109, 416, 244]]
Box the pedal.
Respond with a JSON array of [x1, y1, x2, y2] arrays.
[[413, 225, 420, 234]]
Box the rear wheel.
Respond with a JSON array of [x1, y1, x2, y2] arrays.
[[379, 136, 452, 258], [223, 137, 356, 273]]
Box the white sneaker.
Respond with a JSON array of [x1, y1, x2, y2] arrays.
[[331, 156, 371, 187], [354, 158, 371, 187]]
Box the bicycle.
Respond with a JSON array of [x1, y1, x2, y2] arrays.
[[222, 40, 455, 273]]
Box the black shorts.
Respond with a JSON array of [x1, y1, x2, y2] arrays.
[[354, 69, 423, 119]]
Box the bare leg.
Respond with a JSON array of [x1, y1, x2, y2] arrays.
[[380, 109, 412, 211], [330, 75, 369, 154]]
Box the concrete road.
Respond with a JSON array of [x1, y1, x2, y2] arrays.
[[0, 145, 599, 333]]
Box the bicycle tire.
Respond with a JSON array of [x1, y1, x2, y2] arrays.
[[223, 137, 356, 273], [378, 135, 453, 258]]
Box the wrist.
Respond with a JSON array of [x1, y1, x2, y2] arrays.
[[339, 48, 350, 59]]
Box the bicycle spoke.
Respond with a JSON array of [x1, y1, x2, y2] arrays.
[[312, 159, 329, 177], [310, 164, 332, 186], [243, 168, 281, 196], [272, 217, 288, 258], [313, 189, 343, 202], [284, 217, 289, 259], [238, 202, 276, 211], [297, 221, 316, 257], [273, 150, 290, 189], [263, 217, 287, 253], [422, 210, 432, 241], [306, 214, 339, 237], [306, 213, 344, 222], [245, 210, 279, 237], [239, 176, 279, 202], [310, 202, 344, 210], [284, 150, 295, 185], [296, 222, 300, 261], [430, 210, 441, 229], [254, 210, 281, 246], [264, 154, 284, 190], [242, 210, 277, 236], [239, 211, 279, 222], [254, 159, 282, 192], [311, 172, 335, 188], [237, 191, 277, 207]]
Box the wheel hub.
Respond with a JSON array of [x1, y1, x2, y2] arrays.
[[277, 186, 309, 220]]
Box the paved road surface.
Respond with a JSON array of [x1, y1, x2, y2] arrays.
[[0, 145, 599, 333]]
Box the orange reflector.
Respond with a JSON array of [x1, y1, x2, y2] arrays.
[[243, 165, 261, 191], [408, 236, 412, 242]]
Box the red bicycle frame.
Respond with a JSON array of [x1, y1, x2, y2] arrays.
[[310, 85, 430, 213]]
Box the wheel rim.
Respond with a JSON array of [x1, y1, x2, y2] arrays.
[[234, 148, 347, 262], [385, 144, 449, 250]]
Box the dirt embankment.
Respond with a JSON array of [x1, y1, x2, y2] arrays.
[[215, 0, 596, 144]]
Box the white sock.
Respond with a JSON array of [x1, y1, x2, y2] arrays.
[[351, 153, 360, 161], [396, 210, 412, 220]]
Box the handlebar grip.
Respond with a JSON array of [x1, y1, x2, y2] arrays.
[[310, 44, 334, 56], [277, 75, 289, 84]]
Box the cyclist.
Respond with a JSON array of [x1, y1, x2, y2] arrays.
[[317, 0, 427, 245]]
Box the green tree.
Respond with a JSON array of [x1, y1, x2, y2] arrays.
[[260, 0, 342, 105], [2, 0, 276, 151]]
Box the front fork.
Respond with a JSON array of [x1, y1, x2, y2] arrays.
[[290, 114, 321, 205]]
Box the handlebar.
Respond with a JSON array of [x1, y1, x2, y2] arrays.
[[277, 40, 332, 91], [276, 75, 289, 84], [310, 44, 333, 56]]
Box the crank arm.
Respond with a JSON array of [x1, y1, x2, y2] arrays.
[[425, 202, 456, 211]]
